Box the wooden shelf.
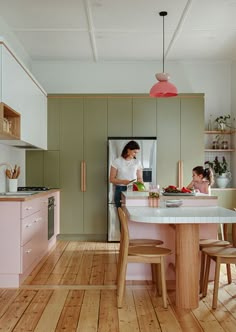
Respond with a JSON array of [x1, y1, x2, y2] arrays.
[[205, 130, 235, 134], [205, 149, 235, 152], [0, 102, 20, 139]]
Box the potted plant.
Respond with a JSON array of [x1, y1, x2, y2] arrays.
[[205, 157, 231, 188], [215, 114, 231, 131]]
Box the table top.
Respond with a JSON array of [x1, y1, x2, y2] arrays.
[[125, 206, 236, 224], [122, 191, 217, 200]]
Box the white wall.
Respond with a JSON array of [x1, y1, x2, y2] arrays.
[[32, 60, 231, 128], [0, 143, 25, 192]]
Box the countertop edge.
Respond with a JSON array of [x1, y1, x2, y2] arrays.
[[0, 189, 61, 201]]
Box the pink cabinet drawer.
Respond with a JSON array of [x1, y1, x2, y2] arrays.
[[21, 211, 43, 246], [21, 198, 41, 219], [21, 237, 39, 272]]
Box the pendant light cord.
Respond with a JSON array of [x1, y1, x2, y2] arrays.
[[162, 14, 165, 73]]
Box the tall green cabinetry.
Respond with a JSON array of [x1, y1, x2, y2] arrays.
[[26, 94, 204, 239], [156, 95, 204, 187]]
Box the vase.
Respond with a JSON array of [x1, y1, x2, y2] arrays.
[[218, 122, 226, 131], [148, 197, 159, 207], [8, 178, 18, 192], [215, 173, 231, 188]]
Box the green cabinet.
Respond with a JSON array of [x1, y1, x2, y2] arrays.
[[27, 94, 204, 239], [83, 98, 107, 234], [211, 189, 236, 209], [181, 97, 205, 185], [156, 95, 204, 188], [157, 98, 181, 188], [59, 98, 84, 234], [132, 97, 157, 137], [107, 98, 132, 136]]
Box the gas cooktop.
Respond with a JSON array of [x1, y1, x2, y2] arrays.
[[17, 186, 50, 191]]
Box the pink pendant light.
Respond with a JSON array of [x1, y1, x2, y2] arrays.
[[150, 11, 178, 98]]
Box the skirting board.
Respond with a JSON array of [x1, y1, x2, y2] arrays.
[[57, 234, 107, 241]]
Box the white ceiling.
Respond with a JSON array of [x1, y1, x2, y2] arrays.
[[1, 0, 236, 63]]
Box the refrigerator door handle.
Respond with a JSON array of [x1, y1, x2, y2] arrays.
[[81, 160, 86, 192]]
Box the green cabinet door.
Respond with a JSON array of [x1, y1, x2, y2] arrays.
[[108, 98, 132, 136], [132, 98, 157, 137], [59, 98, 84, 234], [26, 150, 44, 186], [211, 189, 236, 209], [181, 96, 205, 186], [43, 151, 60, 189], [83, 98, 107, 235], [47, 98, 60, 150], [157, 98, 181, 188]]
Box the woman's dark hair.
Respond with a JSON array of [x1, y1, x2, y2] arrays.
[[121, 140, 140, 158], [193, 166, 214, 186]]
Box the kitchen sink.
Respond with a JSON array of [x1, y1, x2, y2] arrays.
[[0, 191, 38, 196]]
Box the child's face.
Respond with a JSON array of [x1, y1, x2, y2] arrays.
[[192, 171, 203, 182]]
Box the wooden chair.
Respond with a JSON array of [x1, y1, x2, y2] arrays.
[[117, 207, 171, 309], [201, 223, 236, 309], [202, 245, 236, 309], [199, 238, 230, 293]]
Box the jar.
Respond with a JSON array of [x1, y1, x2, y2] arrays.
[[221, 140, 229, 149], [212, 140, 219, 149]]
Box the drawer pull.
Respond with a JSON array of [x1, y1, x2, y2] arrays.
[[25, 206, 33, 211], [25, 223, 32, 228], [34, 217, 42, 223], [25, 249, 32, 254]]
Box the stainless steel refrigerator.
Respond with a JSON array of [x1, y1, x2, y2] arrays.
[[107, 137, 157, 242]]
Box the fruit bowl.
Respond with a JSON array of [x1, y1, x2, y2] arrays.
[[165, 200, 183, 208]]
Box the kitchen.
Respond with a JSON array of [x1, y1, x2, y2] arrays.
[[1, 1, 236, 330]]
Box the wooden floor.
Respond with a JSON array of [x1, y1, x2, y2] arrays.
[[1, 241, 236, 331]]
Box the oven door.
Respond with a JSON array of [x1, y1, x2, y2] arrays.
[[48, 197, 55, 240]]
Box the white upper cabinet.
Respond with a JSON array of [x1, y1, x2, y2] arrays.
[[0, 43, 47, 149]]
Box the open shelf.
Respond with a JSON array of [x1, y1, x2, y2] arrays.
[[205, 149, 235, 152], [0, 102, 20, 139]]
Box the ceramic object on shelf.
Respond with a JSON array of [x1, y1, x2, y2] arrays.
[[215, 172, 231, 188]]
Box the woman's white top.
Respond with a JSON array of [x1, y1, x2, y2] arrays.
[[112, 157, 142, 183]]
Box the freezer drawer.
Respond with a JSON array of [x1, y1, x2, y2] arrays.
[[108, 204, 120, 242]]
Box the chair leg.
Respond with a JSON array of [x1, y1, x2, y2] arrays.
[[117, 260, 127, 308], [157, 263, 162, 296], [202, 254, 211, 297], [200, 251, 206, 293], [160, 257, 168, 309], [226, 264, 232, 284], [212, 257, 221, 309]]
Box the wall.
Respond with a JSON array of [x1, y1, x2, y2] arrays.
[[0, 143, 25, 192], [31, 60, 231, 125]]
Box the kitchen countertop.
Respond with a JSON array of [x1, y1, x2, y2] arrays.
[[122, 191, 217, 200], [125, 205, 236, 224], [0, 189, 60, 201]]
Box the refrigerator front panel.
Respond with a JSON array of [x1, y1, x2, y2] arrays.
[[107, 137, 157, 241], [108, 204, 121, 242]]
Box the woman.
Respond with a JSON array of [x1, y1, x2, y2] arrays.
[[187, 166, 214, 194], [109, 140, 143, 207]]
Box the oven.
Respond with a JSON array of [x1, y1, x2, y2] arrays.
[[48, 196, 55, 240]]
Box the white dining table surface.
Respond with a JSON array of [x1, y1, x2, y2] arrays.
[[125, 206, 236, 224]]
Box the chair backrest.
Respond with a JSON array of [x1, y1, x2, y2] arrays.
[[118, 207, 130, 256]]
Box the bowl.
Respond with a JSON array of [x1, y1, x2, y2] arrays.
[[165, 199, 183, 208]]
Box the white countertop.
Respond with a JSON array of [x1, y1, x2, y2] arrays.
[[122, 191, 217, 200], [125, 206, 236, 224]]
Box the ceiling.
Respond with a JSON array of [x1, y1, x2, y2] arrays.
[[0, 0, 236, 63]]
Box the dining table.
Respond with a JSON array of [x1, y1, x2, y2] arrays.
[[124, 205, 236, 309]]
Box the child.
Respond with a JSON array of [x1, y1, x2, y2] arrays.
[[187, 166, 214, 194]]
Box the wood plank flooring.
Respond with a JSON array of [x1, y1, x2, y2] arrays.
[[0, 241, 236, 331]]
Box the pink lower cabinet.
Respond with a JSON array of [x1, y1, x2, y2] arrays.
[[0, 196, 48, 287]]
